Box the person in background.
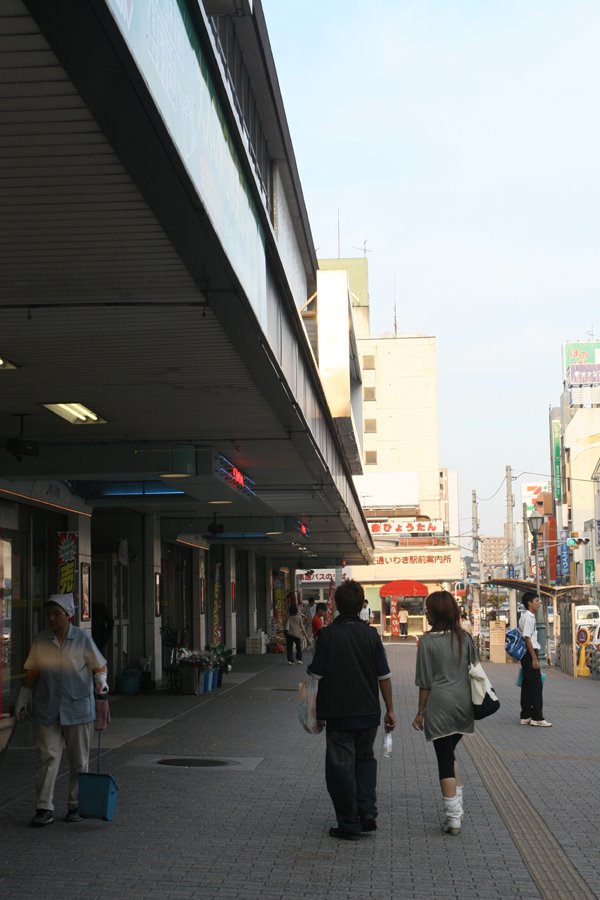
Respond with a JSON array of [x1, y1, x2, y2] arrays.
[[398, 604, 409, 639], [359, 599, 373, 623], [412, 590, 474, 836], [460, 612, 473, 635], [91, 600, 114, 653], [285, 603, 308, 665], [308, 580, 396, 841], [14, 593, 108, 827], [519, 592, 551, 727], [305, 596, 317, 645], [312, 603, 327, 641]]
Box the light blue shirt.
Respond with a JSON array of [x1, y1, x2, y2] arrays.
[[24, 625, 106, 726]]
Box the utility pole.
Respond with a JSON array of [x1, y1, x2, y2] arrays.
[[506, 465, 517, 629], [522, 502, 529, 579], [472, 490, 481, 636]]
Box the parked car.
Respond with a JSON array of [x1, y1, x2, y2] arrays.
[[575, 605, 600, 628]]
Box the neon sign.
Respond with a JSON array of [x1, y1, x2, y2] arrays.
[[215, 454, 256, 497]]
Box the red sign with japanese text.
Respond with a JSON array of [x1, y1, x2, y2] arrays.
[[369, 519, 444, 536]]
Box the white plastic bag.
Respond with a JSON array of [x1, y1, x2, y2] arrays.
[[298, 675, 325, 734]]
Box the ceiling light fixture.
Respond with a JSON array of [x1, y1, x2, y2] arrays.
[[208, 500, 233, 505], [43, 402, 106, 425], [0, 357, 17, 370]]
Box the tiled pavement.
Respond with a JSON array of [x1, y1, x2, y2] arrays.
[[0, 643, 599, 900]]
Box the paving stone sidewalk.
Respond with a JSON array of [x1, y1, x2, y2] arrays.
[[0, 644, 598, 900]]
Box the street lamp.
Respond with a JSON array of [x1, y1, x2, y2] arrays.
[[528, 513, 547, 665]]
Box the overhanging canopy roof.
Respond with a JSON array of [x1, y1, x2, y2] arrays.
[[491, 579, 589, 598]]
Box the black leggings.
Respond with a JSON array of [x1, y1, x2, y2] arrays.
[[432, 734, 462, 780]]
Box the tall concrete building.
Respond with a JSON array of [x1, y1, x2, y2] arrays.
[[304, 258, 460, 632]]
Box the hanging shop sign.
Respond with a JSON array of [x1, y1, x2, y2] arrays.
[[57, 532, 78, 610], [215, 454, 256, 498]]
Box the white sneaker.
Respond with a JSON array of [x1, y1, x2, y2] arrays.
[[519, 718, 532, 725], [296, 660, 303, 665], [530, 719, 552, 727], [288, 661, 294, 666]]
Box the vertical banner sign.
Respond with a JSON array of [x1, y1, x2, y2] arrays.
[[212, 562, 222, 643], [585, 559, 596, 585], [552, 420, 562, 502], [390, 599, 400, 637], [273, 574, 286, 628], [57, 532, 78, 609], [324, 578, 335, 625]]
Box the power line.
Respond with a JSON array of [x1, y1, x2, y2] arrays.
[[476, 477, 506, 502]]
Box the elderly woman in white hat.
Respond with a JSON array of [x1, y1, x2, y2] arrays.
[[14, 593, 108, 827]]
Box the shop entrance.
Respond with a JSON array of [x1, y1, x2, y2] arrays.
[[379, 580, 429, 639]]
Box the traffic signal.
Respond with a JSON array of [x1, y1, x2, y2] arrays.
[[568, 533, 590, 547]]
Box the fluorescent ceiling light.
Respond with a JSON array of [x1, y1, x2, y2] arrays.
[[0, 357, 17, 370], [160, 473, 192, 479], [208, 500, 233, 505], [265, 531, 283, 536], [43, 402, 106, 425]]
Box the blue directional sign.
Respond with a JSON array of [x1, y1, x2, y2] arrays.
[[560, 542, 570, 576], [507, 564, 515, 578]]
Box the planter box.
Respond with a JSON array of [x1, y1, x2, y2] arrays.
[[178, 667, 201, 694]]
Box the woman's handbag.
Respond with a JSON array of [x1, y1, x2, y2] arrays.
[[468, 638, 500, 720], [298, 674, 325, 734]]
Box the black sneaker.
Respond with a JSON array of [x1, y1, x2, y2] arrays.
[[329, 827, 361, 841], [361, 818, 377, 832], [30, 809, 54, 827], [64, 808, 82, 823]]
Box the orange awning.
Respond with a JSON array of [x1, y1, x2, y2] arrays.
[[379, 579, 429, 599]]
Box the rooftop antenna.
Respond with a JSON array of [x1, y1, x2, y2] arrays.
[[337, 207, 341, 258], [393, 274, 398, 336], [352, 239, 372, 257]]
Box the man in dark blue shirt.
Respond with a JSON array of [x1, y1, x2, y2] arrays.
[[308, 580, 396, 840]]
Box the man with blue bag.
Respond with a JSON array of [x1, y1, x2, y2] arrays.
[[518, 592, 552, 728]]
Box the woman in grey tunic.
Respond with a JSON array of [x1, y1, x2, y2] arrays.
[[412, 591, 475, 835]]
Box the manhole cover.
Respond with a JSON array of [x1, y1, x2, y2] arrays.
[[158, 757, 238, 768]]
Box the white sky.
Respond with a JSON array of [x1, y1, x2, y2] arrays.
[[261, 0, 599, 542]]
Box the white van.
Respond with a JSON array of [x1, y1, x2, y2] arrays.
[[575, 605, 600, 627]]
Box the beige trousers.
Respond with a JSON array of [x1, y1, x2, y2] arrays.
[[35, 721, 93, 811]]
